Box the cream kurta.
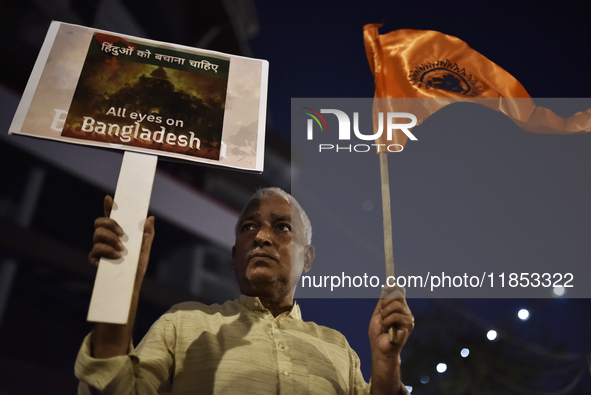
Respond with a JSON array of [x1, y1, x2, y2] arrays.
[[76, 295, 392, 394]]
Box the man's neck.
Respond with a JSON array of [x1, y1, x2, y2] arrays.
[[240, 283, 294, 317], [259, 295, 293, 317]]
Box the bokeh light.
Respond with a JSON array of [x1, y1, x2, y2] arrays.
[[518, 309, 530, 321], [553, 286, 565, 296], [487, 330, 497, 340]]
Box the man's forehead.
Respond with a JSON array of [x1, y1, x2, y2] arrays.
[[242, 210, 292, 221], [241, 197, 292, 218]]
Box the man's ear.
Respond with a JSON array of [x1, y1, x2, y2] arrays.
[[303, 245, 315, 273]]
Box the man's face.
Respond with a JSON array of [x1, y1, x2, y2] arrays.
[[232, 196, 312, 300]]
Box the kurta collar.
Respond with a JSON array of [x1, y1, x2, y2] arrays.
[[237, 294, 302, 320]]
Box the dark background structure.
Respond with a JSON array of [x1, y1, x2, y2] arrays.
[[0, 1, 590, 394]]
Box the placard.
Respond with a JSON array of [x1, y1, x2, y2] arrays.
[[9, 21, 268, 172]]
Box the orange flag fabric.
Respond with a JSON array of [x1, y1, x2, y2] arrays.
[[363, 24, 591, 148]]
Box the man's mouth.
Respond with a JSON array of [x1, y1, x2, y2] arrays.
[[246, 248, 280, 262]]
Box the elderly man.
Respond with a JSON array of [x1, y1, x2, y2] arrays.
[[75, 187, 414, 394]]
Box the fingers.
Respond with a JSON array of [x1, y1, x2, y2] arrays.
[[89, 197, 123, 267], [369, 285, 414, 355], [89, 241, 122, 268], [94, 216, 123, 236], [135, 216, 156, 280], [382, 312, 414, 334], [140, 216, 156, 257], [143, 216, 155, 236], [89, 243, 122, 267], [90, 195, 156, 277], [380, 297, 412, 321], [103, 195, 113, 218], [90, 221, 124, 265], [380, 298, 414, 334]]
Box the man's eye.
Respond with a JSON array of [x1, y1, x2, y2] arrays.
[[277, 224, 291, 232], [242, 223, 256, 231]]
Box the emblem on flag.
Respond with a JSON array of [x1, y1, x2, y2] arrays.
[[409, 59, 482, 97]]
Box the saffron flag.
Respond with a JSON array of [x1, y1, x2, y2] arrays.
[[363, 24, 591, 148]]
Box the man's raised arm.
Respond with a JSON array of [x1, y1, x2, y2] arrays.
[[368, 288, 414, 395]]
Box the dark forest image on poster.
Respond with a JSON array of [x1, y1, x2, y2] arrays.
[[62, 33, 230, 160]]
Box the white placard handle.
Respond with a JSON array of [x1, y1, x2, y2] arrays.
[[87, 151, 158, 324]]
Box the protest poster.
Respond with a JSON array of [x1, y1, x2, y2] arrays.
[[9, 21, 268, 172]]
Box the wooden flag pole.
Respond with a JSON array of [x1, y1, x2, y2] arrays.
[[87, 151, 158, 324], [379, 151, 398, 344]]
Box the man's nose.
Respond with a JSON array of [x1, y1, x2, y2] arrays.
[[254, 226, 272, 245]]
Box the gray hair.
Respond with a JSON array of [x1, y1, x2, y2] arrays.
[[235, 187, 312, 245]]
